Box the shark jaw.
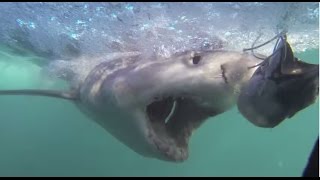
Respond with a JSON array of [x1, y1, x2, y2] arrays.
[[144, 95, 220, 162]]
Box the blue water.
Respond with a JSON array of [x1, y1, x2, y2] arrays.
[[0, 2, 318, 177]]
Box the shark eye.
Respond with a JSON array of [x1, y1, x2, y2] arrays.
[[192, 55, 201, 65]]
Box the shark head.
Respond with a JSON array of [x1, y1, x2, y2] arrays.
[[76, 50, 261, 162]]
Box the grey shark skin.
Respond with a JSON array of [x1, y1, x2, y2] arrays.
[[73, 50, 263, 162], [0, 50, 261, 162], [237, 38, 319, 128]]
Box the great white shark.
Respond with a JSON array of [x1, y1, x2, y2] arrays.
[[0, 50, 260, 162], [0, 36, 318, 162]]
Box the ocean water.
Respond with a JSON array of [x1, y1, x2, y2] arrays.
[[0, 2, 319, 177]]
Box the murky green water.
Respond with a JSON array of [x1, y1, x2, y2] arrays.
[[0, 46, 318, 177]]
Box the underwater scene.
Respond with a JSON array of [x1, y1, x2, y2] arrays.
[[0, 2, 319, 177]]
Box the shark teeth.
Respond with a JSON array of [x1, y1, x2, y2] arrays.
[[150, 131, 188, 162], [145, 96, 193, 161]]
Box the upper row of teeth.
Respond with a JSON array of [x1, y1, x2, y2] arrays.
[[153, 96, 185, 101]]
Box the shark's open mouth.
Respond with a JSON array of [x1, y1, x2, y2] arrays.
[[145, 96, 217, 162]]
